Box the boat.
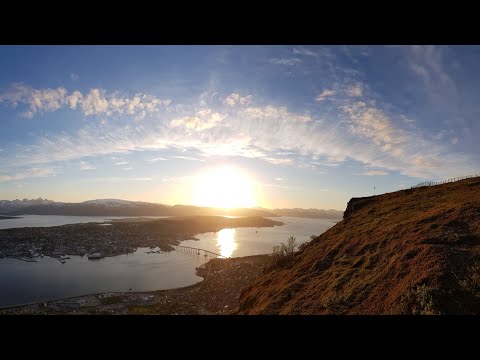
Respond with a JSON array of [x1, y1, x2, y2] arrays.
[[87, 252, 104, 260]]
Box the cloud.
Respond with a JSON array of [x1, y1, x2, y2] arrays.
[[114, 161, 129, 166], [0, 83, 67, 118], [170, 109, 226, 131], [145, 157, 167, 162], [223, 93, 253, 106], [407, 46, 453, 91], [93, 177, 153, 182], [269, 58, 302, 66], [345, 83, 363, 97], [172, 156, 203, 161], [275, 177, 283, 181], [344, 102, 405, 150], [2, 86, 477, 183], [264, 157, 294, 165], [160, 175, 193, 183], [411, 156, 442, 169], [361, 170, 389, 176], [315, 89, 336, 102], [293, 47, 318, 59], [70, 73, 79, 81], [82, 89, 109, 115], [80, 161, 96, 170], [0, 167, 57, 182], [67, 90, 83, 110], [263, 182, 290, 190], [451, 137, 459, 144], [244, 106, 311, 123], [0, 84, 171, 119]]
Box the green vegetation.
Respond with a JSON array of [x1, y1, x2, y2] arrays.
[[265, 236, 297, 273], [99, 296, 124, 305], [399, 284, 439, 315]]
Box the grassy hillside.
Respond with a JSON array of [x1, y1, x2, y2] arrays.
[[236, 177, 480, 314]]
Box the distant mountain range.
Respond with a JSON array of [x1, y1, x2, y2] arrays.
[[0, 198, 55, 213], [0, 198, 343, 219]]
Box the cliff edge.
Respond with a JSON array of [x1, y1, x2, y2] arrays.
[[236, 177, 480, 314]]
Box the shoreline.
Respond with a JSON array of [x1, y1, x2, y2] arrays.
[[0, 254, 271, 315], [0, 215, 22, 220], [0, 215, 284, 260]]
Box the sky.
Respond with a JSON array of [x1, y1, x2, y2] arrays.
[[0, 45, 479, 210]]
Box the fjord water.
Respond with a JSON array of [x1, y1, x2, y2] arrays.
[[183, 217, 337, 258], [0, 248, 204, 307], [0, 215, 170, 229], [0, 216, 338, 307]]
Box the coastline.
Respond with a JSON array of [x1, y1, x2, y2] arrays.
[[0, 215, 284, 259], [0, 254, 271, 315], [0, 215, 22, 220]]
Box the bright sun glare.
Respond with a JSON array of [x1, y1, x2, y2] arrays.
[[192, 167, 257, 208]]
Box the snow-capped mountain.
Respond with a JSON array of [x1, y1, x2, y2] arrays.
[[81, 199, 152, 207], [0, 198, 55, 214], [1, 197, 342, 219], [8, 198, 169, 216]]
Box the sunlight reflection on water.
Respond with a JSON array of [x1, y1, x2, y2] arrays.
[[216, 228, 237, 258]]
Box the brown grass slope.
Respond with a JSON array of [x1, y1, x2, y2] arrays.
[[236, 177, 480, 314]]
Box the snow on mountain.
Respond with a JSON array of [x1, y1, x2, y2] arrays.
[[81, 199, 156, 207], [0, 198, 55, 213]]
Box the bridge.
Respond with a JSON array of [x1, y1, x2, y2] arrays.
[[172, 245, 228, 259], [411, 174, 480, 189]]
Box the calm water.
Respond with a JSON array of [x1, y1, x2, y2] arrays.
[[0, 215, 170, 229], [182, 217, 338, 257], [0, 216, 338, 307], [0, 248, 206, 307]]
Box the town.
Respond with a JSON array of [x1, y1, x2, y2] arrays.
[[0, 216, 283, 261]]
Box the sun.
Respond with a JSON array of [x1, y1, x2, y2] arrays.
[[192, 167, 257, 209]]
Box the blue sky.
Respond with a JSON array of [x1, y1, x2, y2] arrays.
[[0, 45, 479, 210]]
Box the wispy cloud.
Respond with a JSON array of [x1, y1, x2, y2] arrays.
[[244, 106, 311, 123], [0, 167, 58, 182], [264, 158, 294, 165], [1, 83, 477, 182], [223, 93, 253, 106], [293, 47, 319, 59], [316, 89, 336, 102], [170, 109, 226, 131], [114, 161, 129, 166], [145, 157, 167, 162], [361, 170, 389, 176], [80, 161, 96, 170], [93, 177, 153, 182], [345, 83, 363, 97], [172, 156, 203, 161], [70, 73, 79, 81], [269, 58, 302, 66]]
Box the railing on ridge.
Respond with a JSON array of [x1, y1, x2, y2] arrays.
[[411, 174, 480, 189]]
